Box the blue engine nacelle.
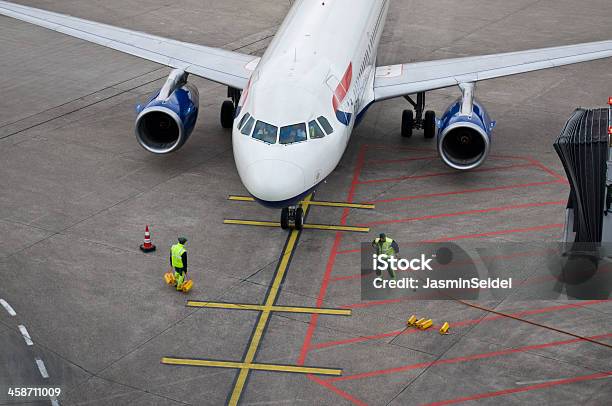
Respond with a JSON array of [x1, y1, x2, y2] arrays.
[[437, 97, 496, 170], [135, 69, 199, 154]]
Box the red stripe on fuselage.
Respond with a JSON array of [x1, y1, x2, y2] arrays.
[[332, 63, 353, 111], [239, 77, 252, 107]]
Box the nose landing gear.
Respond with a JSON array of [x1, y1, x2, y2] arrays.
[[280, 206, 304, 230], [220, 87, 242, 129], [225, 194, 373, 233]]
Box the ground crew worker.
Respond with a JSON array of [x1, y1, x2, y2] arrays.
[[170, 237, 188, 291], [372, 233, 399, 278]]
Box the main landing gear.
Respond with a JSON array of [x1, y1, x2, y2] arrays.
[[280, 206, 304, 230], [220, 87, 241, 128], [401, 91, 436, 139]]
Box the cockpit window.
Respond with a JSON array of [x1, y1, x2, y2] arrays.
[[238, 113, 250, 130], [308, 120, 325, 139], [280, 123, 307, 145], [253, 120, 278, 144], [241, 116, 255, 136], [317, 116, 334, 135]]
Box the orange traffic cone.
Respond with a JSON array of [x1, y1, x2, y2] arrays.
[[139, 225, 156, 252]]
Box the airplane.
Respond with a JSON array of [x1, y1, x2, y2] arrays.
[[1, 0, 611, 230]]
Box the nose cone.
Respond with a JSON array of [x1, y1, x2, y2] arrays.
[[241, 160, 306, 205]]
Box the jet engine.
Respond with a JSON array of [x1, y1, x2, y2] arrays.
[[437, 83, 496, 170], [135, 69, 199, 154]]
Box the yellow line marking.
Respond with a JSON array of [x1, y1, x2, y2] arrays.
[[161, 358, 342, 376], [186, 301, 351, 316], [166, 194, 348, 403], [228, 196, 256, 202], [224, 219, 369, 233], [308, 201, 374, 209], [268, 306, 350, 316], [187, 302, 263, 311], [224, 219, 281, 227], [228, 195, 374, 209], [228, 194, 313, 406], [228, 195, 256, 202], [163, 358, 244, 369], [251, 363, 341, 375]]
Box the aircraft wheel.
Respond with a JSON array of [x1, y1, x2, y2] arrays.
[[424, 110, 436, 139], [220, 100, 235, 129], [401, 110, 414, 138], [280, 208, 290, 230], [295, 207, 304, 230]]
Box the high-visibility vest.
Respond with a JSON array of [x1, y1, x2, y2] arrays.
[[374, 238, 396, 257], [171, 243, 186, 268]]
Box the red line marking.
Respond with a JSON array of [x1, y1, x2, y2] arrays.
[[422, 371, 612, 406], [367, 155, 523, 166], [315, 330, 412, 350], [358, 163, 534, 185], [366, 155, 438, 165], [493, 154, 568, 184], [310, 300, 608, 349], [363, 144, 435, 153], [299, 145, 367, 403], [330, 248, 556, 283], [531, 160, 569, 184], [361, 145, 568, 185], [362, 200, 565, 227], [299, 145, 571, 404], [424, 223, 564, 242], [359, 145, 568, 186], [308, 375, 368, 406], [330, 273, 365, 282], [370, 180, 565, 204], [343, 296, 425, 309], [340, 264, 597, 304], [336, 223, 564, 257], [299, 145, 365, 362], [328, 332, 612, 383], [298, 231, 342, 365], [336, 248, 362, 255]]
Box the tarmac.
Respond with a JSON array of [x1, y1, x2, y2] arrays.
[[0, 0, 611, 405]]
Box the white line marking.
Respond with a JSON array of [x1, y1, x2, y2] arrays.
[[516, 375, 612, 385], [0, 299, 16, 316], [35, 358, 49, 379], [18, 325, 33, 346], [50, 396, 60, 406], [516, 378, 563, 385]]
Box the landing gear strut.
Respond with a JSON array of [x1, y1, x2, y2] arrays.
[[402, 91, 436, 139], [280, 206, 304, 230], [220, 87, 241, 128]]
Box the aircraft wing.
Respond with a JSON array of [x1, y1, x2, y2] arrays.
[[0, 1, 258, 90], [374, 40, 612, 101]]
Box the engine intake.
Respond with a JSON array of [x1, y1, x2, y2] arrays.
[[135, 69, 199, 154], [437, 96, 495, 170]]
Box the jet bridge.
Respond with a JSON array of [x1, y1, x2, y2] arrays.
[[554, 98, 612, 257]]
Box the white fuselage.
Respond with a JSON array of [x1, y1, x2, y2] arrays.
[[233, 0, 389, 207]]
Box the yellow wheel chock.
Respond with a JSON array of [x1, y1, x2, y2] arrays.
[[181, 279, 194, 293], [417, 319, 433, 330], [164, 272, 176, 286]]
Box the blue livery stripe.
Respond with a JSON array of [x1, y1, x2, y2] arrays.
[[335, 110, 352, 126]]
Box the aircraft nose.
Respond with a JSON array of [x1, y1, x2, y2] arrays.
[[242, 160, 306, 203]]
